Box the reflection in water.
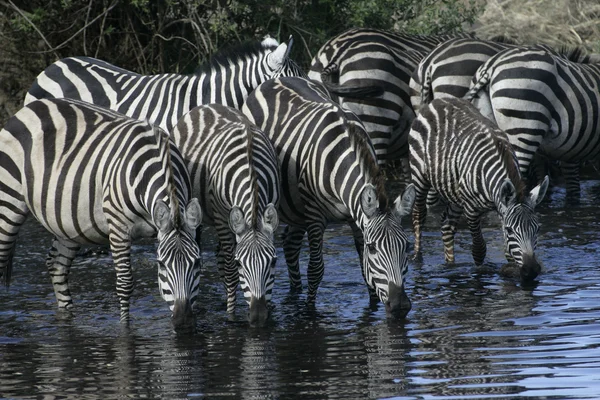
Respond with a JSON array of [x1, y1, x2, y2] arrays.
[[1, 182, 600, 398]]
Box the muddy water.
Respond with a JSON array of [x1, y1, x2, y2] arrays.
[[1, 181, 600, 399]]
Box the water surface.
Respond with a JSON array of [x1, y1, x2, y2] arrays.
[[1, 181, 600, 399]]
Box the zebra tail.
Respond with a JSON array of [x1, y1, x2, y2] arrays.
[[464, 71, 490, 102], [421, 68, 433, 105], [321, 63, 384, 99]]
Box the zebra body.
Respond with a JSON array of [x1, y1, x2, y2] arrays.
[[0, 98, 202, 330], [308, 27, 471, 165], [25, 37, 305, 132], [171, 104, 279, 327], [466, 46, 600, 200], [241, 77, 416, 318], [409, 98, 548, 281]]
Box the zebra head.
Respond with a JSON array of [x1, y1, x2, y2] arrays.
[[264, 36, 308, 79], [229, 204, 279, 327], [360, 184, 416, 319], [154, 198, 203, 332], [497, 175, 549, 282]]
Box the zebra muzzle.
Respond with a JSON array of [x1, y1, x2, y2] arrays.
[[248, 296, 269, 327], [171, 299, 196, 332], [386, 282, 411, 319], [520, 253, 541, 282]]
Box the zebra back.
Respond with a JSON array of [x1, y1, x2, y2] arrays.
[[25, 37, 306, 132], [0, 98, 202, 329], [171, 103, 280, 326]]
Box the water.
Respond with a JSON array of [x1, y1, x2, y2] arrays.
[[2, 181, 600, 399]]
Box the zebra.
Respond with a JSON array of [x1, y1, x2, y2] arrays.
[[0, 98, 203, 330], [308, 27, 472, 168], [171, 104, 280, 327], [24, 36, 306, 132], [465, 45, 600, 201], [241, 76, 416, 318], [409, 97, 549, 281]]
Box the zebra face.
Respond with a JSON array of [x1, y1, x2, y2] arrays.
[[230, 204, 279, 327], [154, 199, 203, 332], [361, 184, 416, 319], [498, 176, 549, 282]]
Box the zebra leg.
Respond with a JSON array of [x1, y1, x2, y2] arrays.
[[0, 198, 29, 286], [46, 237, 81, 310], [465, 209, 486, 265], [561, 161, 581, 203], [411, 182, 430, 262], [107, 231, 134, 323], [441, 203, 463, 264], [305, 222, 326, 303], [283, 225, 306, 293], [216, 225, 239, 316], [349, 221, 377, 302]]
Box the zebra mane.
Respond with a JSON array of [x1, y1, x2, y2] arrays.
[[347, 123, 389, 208], [492, 134, 525, 202], [555, 45, 589, 63], [155, 126, 181, 227], [194, 40, 277, 76], [246, 123, 260, 228]]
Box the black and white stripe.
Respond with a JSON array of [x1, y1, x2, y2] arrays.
[[409, 98, 549, 281], [171, 104, 279, 327], [241, 77, 416, 319], [25, 37, 306, 132], [465, 46, 600, 200], [0, 98, 202, 331], [308, 27, 471, 165]]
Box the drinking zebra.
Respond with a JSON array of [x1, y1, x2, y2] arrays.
[[308, 27, 472, 166], [409, 98, 548, 281], [171, 104, 280, 327], [0, 98, 203, 330], [25, 36, 306, 131], [241, 77, 416, 318], [465, 46, 600, 201]]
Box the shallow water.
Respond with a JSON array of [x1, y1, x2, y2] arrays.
[[1, 181, 600, 399]]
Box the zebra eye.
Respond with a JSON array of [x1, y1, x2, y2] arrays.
[[270, 257, 277, 269], [505, 227, 515, 235], [367, 243, 377, 254]]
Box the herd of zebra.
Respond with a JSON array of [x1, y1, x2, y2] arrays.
[[0, 27, 598, 331]]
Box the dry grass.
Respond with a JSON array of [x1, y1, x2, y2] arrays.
[[473, 0, 600, 52]]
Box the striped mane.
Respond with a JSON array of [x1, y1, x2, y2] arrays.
[[155, 126, 181, 227], [194, 40, 276, 77], [246, 122, 260, 227], [492, 133, 525, 202], [347, 123, 388, 209]]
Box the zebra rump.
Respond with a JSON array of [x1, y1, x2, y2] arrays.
[[25, 36, 306, 133], [0, 98, 202, 331], [242, 76, 416, 319], [465, 46, 600, 201], [171, 103, 280, 327], [308, 27, 472, 167], [409, 98, 549, 281]]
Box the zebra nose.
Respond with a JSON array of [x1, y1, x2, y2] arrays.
[[248, 296, 269, 327], [386, 282, 411, 319], [171, 299, 196, 332], [520, 253, 541, 282]]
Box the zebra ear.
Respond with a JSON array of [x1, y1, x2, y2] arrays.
[[284, 35, 294, 59], [261, 203, 279, 237], [361, 184, 379, 219], [153, 200, 173, 234], [528, 175, 549, 207], [268, 42, 289, 70], [393, 184, 416, 218], [184, 198, 202, 231], [499, 179, 517, 208], [229, 206, 248, 239]]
